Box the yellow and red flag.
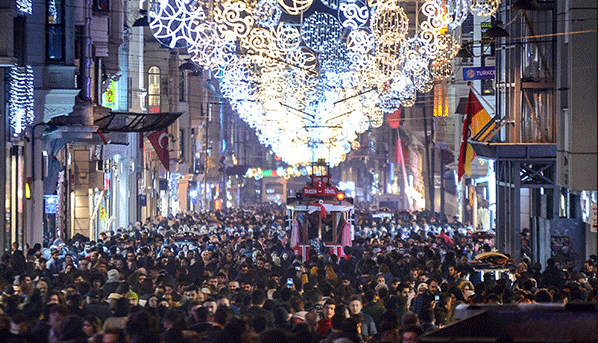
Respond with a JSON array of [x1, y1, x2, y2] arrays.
[[458, 89, 491, 181]]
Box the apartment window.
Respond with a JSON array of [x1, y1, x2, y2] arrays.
[[47, 0, 64, 62], [148, 66, 161, 113], [93, 0, 109, 13]]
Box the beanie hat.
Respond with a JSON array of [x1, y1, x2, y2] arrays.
[[107, 269, 120, 282], [126, 291, 139, 302]]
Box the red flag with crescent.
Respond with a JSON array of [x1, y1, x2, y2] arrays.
[[387, 107, 402, 129], [148, 129, 170, 172]]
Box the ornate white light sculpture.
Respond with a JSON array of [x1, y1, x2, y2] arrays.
[[148, 0, 499, 166], [338, 0, 369, 30]]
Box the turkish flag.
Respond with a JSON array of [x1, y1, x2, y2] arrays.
[[147, 129, 170, 172], [387, 107, 402, 129]]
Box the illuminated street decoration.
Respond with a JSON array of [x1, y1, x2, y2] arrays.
[[149, 0, 206, 49], [277, 0, 313, 15], [301, 12, 343, 53], [338, 0, 369, 29], [447, 0, 470, 29], [148, 0, 496, 166], [370, 3, 409, 45], [8, 66, 34, 136], [470, 0, 500, 17], [17, 0, 32, 14], [254, 0, 282, 28]]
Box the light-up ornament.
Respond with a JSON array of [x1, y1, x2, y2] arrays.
[[17, 0, 32, 14], [213, 0, 255, 41], [254, 0, 282, 28], [277, 0, 313, 15], [446, 0, 470, 30], [418, 0, 451, 59], [275, 22, 302, 53], [436, 33, 461, 61], [301, 12, 343, 53], [432, 59, 453, 79], [241, 27, 280, 66], [470, 0, 500, 17], [347, 29, 375, 54], [370, 3, 409, 45], [319, 42, 351, 74], [338, 0, 369, 30], [321, 0, 341, 10], [148, 0, 206, 49]]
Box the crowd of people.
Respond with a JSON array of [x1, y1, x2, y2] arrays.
[[0, 205, 596, 343]]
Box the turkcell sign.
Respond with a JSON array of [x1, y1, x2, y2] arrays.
[[463, 66, 495, 80]]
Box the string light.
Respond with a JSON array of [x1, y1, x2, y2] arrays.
[[8, 66, 35, 136], [149, 0, 498, 167], [17, 0, 32, 14]]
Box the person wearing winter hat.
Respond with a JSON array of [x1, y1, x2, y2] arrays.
[[125, 291, 139, 306], [102, 269, 121, 295]]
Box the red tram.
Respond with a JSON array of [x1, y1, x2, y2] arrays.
[[286, 163, 355, 260]]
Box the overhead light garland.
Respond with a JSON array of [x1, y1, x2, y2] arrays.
[[148, 0, 498, 167]]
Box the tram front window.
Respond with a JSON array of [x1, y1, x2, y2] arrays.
[[322, 214, 333, 242], [299, 211, 339, 243], [307, 212, 319, 240]]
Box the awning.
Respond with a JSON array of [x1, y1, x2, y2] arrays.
[[470, 141, 556, 160], [94, 111, 184, 132]]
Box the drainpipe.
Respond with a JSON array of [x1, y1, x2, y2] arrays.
[[70, 0, 94, 126], [81, 0, 92, 102]]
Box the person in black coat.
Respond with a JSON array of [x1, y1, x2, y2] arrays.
[[10, 242, 27, 276], [84, 289, 112, 325], [242, 289, 274, 327]]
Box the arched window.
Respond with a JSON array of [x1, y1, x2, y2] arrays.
[[148, 66, 161, 112]]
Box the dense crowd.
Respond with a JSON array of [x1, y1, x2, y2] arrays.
[[0, 205, 596, 343]]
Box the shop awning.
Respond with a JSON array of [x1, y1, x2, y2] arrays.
[[470, 141, 556, 160], [94, 111, 184, 132]]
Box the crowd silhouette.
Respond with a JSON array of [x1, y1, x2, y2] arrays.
[[0, 205, 596, 343]]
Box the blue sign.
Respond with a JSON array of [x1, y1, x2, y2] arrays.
[[44, 195, 59, 214], [463, 66, 495, 80]]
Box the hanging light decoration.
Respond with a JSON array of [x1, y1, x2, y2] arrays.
[[8, 66, 35, 136], [470, 0, 500, 17], [148, 0, 497, 167]]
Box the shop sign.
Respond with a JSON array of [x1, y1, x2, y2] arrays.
[[99, 204, 108, 220], [303, 179, 338, 196], [463, 66, 495, 80], [44, 195, 59, 214]]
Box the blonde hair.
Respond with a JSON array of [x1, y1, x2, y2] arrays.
[[457, 280, 474, 294]]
